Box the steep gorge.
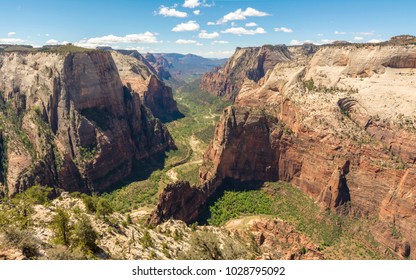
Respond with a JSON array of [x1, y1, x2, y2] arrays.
[[152, 38, 416, 259]]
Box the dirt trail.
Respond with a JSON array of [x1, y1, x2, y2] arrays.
[[166, 135, 204, 182]]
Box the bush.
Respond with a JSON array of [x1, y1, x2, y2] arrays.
[[1, 226, 40, 259], [45, 245, 84, 260], [95, 198, 113, 219], [81, 195, 113, 219], [140, 230, 153, 249], [81, 194, 96, 213], [15, 185, 53, 205], [179, 231, 249, 260]]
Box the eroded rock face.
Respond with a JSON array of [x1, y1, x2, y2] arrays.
[[200, 45, 312, 100], [148, 179, 220, 225], [226, 218, 324, 260], [153, 41, 416, 258], [111, 50, 179, 121], [148, 181, 202, 224], [0, 50, 174, 196]]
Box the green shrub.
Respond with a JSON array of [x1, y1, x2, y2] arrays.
[[179, 231, 249, 260], [95, 198, 113, 219], [1, 226, 40, 259], [81, 194, 97, 213], [45, 245, 84, 260], [303, 78, 316, 91], [19, 185, 53, 205], [140, 230, 153, 249]]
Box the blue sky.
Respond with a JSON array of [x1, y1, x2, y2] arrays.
[[0, 0, 415, 58]]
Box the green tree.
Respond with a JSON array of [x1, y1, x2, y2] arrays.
[[50, 207, 71, 246], [23, 185, 53, 205], [72, 214, 98, 253], [95, 198, 113, 219], [81, 194, 96, 213]]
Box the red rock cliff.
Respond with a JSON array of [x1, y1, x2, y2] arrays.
[[0, 50, 174, 196], [111, 50, 179, 121], [153, 41, 416, 259]]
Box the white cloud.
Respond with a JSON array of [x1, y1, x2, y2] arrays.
[[125, 46, 150, 52], [290, 40, 303, 45], [274, 27, 293, 33], [320, 39, 333, 44], [45, 34, 50, 37], [207, 21, 216, 26], [7, 32, 16, 36], [176, 39, 197, 44], [0, 38, 25, 44], [212, 40, 229, 44], [45, 39, 70, 45], [368, 39, 382, 43], [317, 33, 324, 37], [158, 6, 187, 18], [204, 50, 234, 58], [231, 22, 237, 27], [172, 20, 200, 32], [245, 22, 257, 27], [354, 36, 364, 41], [221, 27, 266, 35], [75, 32, 159, 48], [196, 43, 203, 46], [290, 39, 333, 46], [46, 39, 59, 44], [217, 7, 269, 24], [198, 30, 219, 39], [193, 10, 200, 15], [183, 0, 200, 8], [334, 31, 347, 35], [356, 31, 374, 36]]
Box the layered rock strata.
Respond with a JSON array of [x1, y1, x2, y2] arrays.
[[153, 39, 416, 258], [0, 49, 174, 196], [111, 50, 179, 120]]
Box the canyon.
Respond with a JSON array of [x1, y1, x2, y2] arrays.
[[1, 36, 415, 260], [152, 36, 416, 259]]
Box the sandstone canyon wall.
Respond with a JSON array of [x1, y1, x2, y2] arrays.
[[152, 39, 416, 258], [0, 49, 174, 196], [200, 44, 318, 100], [111, 50, 180, 121]]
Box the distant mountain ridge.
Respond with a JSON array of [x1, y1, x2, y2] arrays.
[[149, 53, 227, 83]]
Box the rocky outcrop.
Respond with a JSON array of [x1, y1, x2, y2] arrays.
[[0, 49, 174, 196], [148, 179, 221, 225], [153, 40, 416, 259], [111, 50, 179, 121], [200, 45, 307, 100], [148, 181, 203, 224], [226, 218, 324, 260]]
